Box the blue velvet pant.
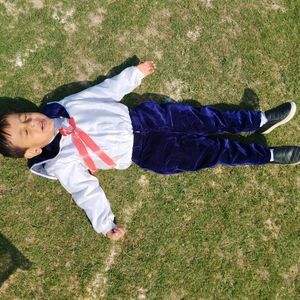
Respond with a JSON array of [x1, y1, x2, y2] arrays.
[[130, 101, 271, 174]]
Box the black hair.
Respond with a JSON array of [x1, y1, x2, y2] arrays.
[[0, 113, 27, 158]]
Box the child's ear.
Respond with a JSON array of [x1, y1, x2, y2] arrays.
[[24, 148, 42, 159]]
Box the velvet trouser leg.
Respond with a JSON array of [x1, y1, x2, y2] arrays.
[[130, 102, 271, 174]]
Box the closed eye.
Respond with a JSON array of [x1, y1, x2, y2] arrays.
[[20, 113, 28, 123]]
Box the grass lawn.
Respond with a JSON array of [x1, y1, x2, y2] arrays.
[[0, 0, 299, 299]]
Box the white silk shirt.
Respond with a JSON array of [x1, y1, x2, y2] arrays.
[[30, 66, 145, 234]]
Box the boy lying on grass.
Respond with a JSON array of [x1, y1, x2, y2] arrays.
[[0, 61, 299, 240]]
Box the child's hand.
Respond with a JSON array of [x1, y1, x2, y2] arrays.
[[137, 61, 156, 77], [106, 225, 126, 240]]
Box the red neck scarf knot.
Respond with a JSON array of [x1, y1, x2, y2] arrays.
[[59, 117, 116, 173]]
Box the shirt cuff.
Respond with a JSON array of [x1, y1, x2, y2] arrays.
[[133, 66, 145, 81], [99, 214, 117, 235]]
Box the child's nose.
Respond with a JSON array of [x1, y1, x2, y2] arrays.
[[28, 119, 37, 128]]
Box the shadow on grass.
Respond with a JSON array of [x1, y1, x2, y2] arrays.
[[40, 55, 140, 107], [122, 88, 266, 145], [0, 233, 31, 287]]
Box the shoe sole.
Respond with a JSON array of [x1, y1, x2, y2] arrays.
[[262, 101, 297, 134], [279, 160, 300, 165], [273, 161, 300, 165]]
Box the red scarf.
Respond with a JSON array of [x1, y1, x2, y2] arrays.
[[59, 117, 116, 173]]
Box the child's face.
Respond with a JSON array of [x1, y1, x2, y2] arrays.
[[6, 112, 55, 158]]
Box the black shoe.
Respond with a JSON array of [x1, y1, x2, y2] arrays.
[[271, 146, 300, 165], [257, 101, 296, 134]]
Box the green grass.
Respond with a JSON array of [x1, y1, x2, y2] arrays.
[[0, 0, 299, 299]]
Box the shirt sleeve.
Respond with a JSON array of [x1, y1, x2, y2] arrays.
[[52, 162, 116, 235], [65, 66, 145, 102]]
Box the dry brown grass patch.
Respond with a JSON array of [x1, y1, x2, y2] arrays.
[[236, 249, 245, 269], [281, 264, 299, 285], [268, 2, 287, 13], [256, 269, 270, 281], [264, 218, 280, 239], [82, 244, 121, 300], [137, 287, 148, 300], [164, 79, 188, 101], [170, 289, 187, 300], [0, 0, 27, 18], [68, 51, 105, 81], [51, 3, 76, 33], [199, 0, 213, 9], [186, 26, 202, 42], [27, 0, 44, 9], [88, 7, 106, 28]]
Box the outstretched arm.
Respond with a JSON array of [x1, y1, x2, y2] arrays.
[[53, 162, 125, 240], [65, 61, 156, 102]]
